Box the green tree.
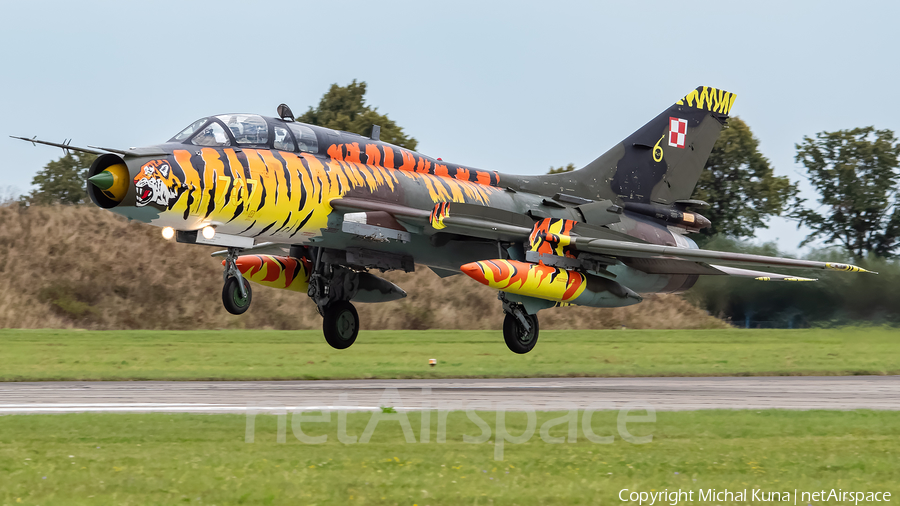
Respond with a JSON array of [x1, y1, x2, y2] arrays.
[[547, 163, 576, 174], [792, 127, 900, 259], [24, 152, 97, 205], [298, 80, 417, 150], [691, 117, 798, 241]]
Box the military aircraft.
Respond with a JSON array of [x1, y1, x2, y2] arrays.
[[14, 86, 875, 353]]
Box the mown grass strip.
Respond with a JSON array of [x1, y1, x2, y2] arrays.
[[0, 410, 897, 505], [0, 327, 897, 381]]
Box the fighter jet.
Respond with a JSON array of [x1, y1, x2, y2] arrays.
[[13, 86, 875, 353]]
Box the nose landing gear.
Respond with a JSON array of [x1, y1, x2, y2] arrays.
[[223, 276, 252, 315], [222, 247, 252, 315]]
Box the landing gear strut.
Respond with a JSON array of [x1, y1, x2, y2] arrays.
[[222, 247, 251, 315], [500, 293, 539, 354], [308, 248, 361, 349]]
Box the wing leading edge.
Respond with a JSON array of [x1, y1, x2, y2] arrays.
[[573, 237, 875, 275]]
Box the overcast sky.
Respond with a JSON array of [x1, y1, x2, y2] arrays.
[[1, 0, 897, 253]]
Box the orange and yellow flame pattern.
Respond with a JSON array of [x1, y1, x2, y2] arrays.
[[429, 202, 451, 230], [460, 259, 587, 303], [226, 255, 312, 293], [528, 218, 577, 258]]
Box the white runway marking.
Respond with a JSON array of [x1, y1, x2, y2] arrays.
[[0, 404, 390, 413]]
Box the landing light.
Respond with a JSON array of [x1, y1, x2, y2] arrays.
[[161, 227, 175, 240], [202, 226, 216, 240]]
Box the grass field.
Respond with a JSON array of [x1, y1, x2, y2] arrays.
[[0, 410, 896, 505], [0, 328, 897, 381]]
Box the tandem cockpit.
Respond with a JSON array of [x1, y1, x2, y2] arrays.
[[169, 113, 320, 154]]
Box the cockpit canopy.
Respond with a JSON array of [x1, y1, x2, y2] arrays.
[[169, 114, 319, 153]]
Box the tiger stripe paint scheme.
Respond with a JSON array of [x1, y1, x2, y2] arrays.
[[675, 86, 737, 115], [138, 144, 500, 241]]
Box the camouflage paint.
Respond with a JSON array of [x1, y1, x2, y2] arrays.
[[505, 85, 736, 206]]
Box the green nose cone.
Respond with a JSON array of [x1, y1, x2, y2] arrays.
[[88, 171, 115, 190]]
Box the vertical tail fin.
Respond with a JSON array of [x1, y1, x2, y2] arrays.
[[573, 86, 736, 205]]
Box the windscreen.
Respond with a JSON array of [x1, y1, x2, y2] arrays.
[[171, 118, 209, 142]]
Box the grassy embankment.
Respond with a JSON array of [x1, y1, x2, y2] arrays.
[[0, 327, 897, 381], [0, 204, 726, 331], [0, 410, 896, 504]]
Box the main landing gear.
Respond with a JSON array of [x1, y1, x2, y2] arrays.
[[222, 247, 252, 315], [321, 300, 359, 349], [308, 248, 361, 350], [500, 293, 540, 354]]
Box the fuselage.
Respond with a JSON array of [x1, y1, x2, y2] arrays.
[[88, 113, 698, 294]]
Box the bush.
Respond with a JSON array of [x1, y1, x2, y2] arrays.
[[685, 237, 900, 327]]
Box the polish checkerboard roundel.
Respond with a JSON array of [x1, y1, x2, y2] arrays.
[[668, 117, 688, 149]]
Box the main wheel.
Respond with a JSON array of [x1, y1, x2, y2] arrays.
[[503, 312, 539, 354], [222, 276, 252, 315], [323, 300, 359, 350]]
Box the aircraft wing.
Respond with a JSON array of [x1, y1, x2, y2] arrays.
[[330, 198, 876, 278], [570, 237, 874, 274]]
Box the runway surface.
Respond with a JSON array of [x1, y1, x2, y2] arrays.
[[0, 376, 898, 413]]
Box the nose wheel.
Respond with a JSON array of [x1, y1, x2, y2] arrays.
[[222, 276, 252, 315], [322, 300, 359, 349], [222, 247, 251, 315]]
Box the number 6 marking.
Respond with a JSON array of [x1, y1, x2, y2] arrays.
[[653, 135, 664, 162]]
